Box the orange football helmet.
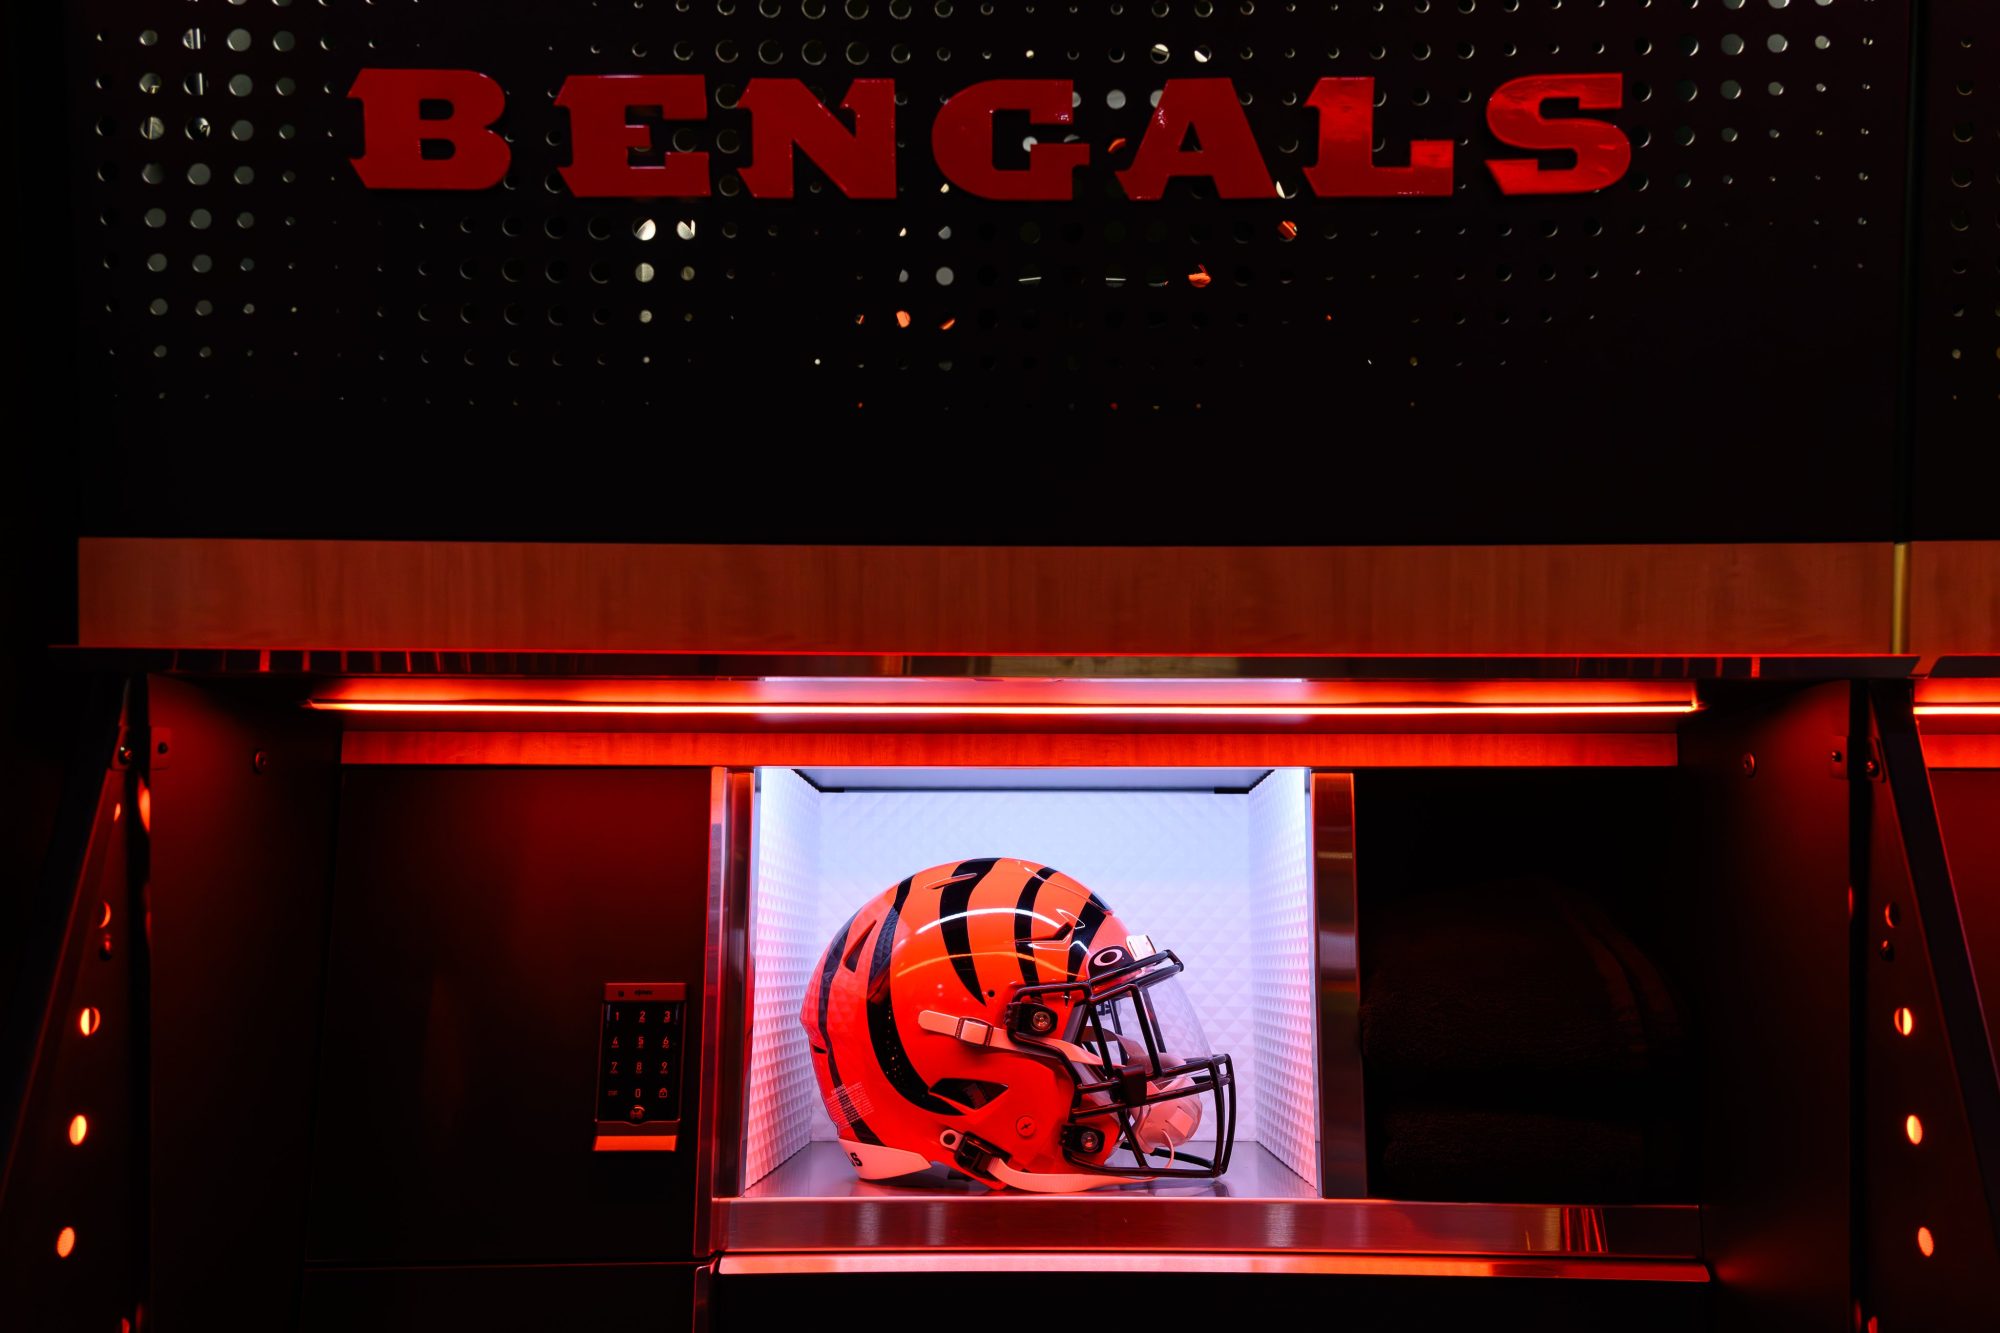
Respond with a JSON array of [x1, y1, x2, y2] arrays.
[[800, 858, 1236, 1192]]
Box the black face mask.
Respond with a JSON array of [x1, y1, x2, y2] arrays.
[[1007, 945, 1237, 1181]]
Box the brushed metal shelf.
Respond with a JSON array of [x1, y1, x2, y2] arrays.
[[715, 1143, 1702, 1261]]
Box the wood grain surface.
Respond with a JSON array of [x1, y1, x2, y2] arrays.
[[77, 538, 1899, 656], [1909, 542, 2000, 658]]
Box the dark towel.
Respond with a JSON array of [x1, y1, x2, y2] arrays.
[[1374, 1107, 1651, 1203], [1360, 874, 1683, 1087], [1360, 873, 1693, 1201]]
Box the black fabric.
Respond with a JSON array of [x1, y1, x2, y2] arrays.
[[1360, 874, 1691, 1201], [1375, 1108, 1650, 1203]]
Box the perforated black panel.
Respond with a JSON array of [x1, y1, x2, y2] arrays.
[[1908, 0, 2000, 537], [66, 1, 1925, 540]]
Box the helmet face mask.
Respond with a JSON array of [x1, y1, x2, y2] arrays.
[[1012, 946, 1237, 1180], [801, 859, 1237, 1193]]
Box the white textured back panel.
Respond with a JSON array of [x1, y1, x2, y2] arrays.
[[813, 789, 1254, 1144], [742, 766, 822, 1187], [1248, 769, 1319, 1186]]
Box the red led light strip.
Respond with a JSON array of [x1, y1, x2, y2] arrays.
[[713, 1253, 1710, 1280], [308, 700, 1698, 718], [1914, 705, 2000, 716]]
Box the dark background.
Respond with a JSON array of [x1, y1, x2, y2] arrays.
[[3, 1, 1996, 1033], [1, 14, 1992, 1327], [38, 0, 2000, 553]]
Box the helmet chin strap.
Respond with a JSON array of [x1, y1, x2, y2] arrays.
[[917, 1010, 1203, 1189], [938, 1125, 1156, 1193], [984, 1157, 1150, 1194]]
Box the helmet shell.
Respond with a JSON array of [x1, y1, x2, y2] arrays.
[[801, 858, 1134, 1187]]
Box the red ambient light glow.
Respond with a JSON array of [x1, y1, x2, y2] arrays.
[[308, 700, 1697, 718]]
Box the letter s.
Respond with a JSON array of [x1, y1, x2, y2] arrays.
[[1484, 74, 1630, 196]]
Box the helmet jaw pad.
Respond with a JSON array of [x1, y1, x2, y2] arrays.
[[840, 1138, 936, 1181]]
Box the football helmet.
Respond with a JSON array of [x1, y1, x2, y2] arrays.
[[800, 858, 1235, 1192]]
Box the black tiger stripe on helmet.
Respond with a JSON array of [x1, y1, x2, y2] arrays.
[[936, 857, 999, 1003], [813, 908, 884, 1145], [864, 874, 962, 1116], [1012, 864, 1061, 987]]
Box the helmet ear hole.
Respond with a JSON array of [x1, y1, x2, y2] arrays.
[[930, 1078, 1008, 1110]]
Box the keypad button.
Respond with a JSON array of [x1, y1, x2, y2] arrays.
[[601, 991, 683, 1130]]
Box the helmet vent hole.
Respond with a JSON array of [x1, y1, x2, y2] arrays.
[[842, 920, 877, 972], [930, 1078, 1009, 1110]]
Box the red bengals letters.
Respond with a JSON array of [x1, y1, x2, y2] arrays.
[[347, 70, 1631, 200]]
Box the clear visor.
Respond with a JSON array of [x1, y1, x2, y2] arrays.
[[1076, 963, 1213, 1075]]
